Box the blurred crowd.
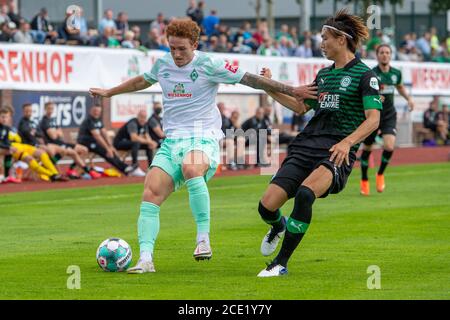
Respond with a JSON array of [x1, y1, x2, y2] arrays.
[[0, 0, 449, 63]]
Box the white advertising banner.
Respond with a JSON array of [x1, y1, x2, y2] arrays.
[[110, 93, 162, 128], [1, 43, 450, 96]]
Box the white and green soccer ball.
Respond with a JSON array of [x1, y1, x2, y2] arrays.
[[96, 238, 132, 272]]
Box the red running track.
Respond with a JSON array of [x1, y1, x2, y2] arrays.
[[1, 146, 449, 194]]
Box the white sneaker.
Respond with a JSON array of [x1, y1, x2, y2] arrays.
[[260, 217, 286, 256], [193, 240, 212, 261], [127, 259, 155, 274], [257, 264, 288, 277], [129, 167, 146, 177]]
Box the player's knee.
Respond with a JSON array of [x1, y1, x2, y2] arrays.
[[258, 201, 279, 220], [291, 185, 316, 222]]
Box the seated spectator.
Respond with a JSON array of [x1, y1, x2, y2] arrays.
[[39, 102, 100, 179], [214, 34, 229, 53], [416, 32, 432, 61], [241, 107, 271, 166], [231, 35, 252, 54], [0, 21, 15, 42], [218, 103, 245, 170], [113, 109, 157, 169], [257, 36, 280, 56], [147, 102, 165, 147], [0, 4, 11, 25], [130, 25, 143, 46], [277, 36, 293, 57], [121, 30, 136, 48], [275, 24, 292, 42], [0, 107, 68, 182], [294, 38, 313, 58], [144, 28, 161, 50], [77, 104, 144, 176], [366, 30, 383, 59], [30, 7, 57, 44], [98, 9, 116, 35], [12, 21, 33, 44], [58, 9, 84, 45], [94, 26, 120, 48], [423, 97, 449, 144]]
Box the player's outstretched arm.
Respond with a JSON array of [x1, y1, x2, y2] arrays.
[[259, 68, 314, 114], [239, 72, 317, 100], [89, 75, 152, 98]]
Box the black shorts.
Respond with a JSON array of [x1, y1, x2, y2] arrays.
[[270, 138, 356, 199], [364, 110, 397, 145], [48, 140, 76, 149]]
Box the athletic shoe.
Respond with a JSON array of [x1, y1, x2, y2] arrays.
[[257, 262, 288, 278], [50, 174, 70, 182], [124, 163, 138, 175], [89, 170, 102, 179], [360, 180, 370, 196], [261, 216, 287, 256], [3, 176, 22, 184], [80, 173, 92, 180], [129, 167, 146, 177], [66, 169, 80, 180], [193, 240, 212, 261], [39, 174, 51, 182], [376, 174, 385, 193], [127, 259, 156, 274]]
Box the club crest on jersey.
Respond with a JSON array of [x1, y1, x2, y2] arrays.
[[318, 92, 340, 110], [168, 83, 193, 98], [391, 74, 398, 83], [190, 69, 199, 82], [339, 76, 352, 91]]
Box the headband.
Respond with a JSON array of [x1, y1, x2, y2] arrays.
[[322, 25, 354, 39]]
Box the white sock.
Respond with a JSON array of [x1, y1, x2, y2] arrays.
[[140, 250, 153, 262], [197, 232, 210, 245]]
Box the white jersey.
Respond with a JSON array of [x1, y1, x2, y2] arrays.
[[143, 51, 245, 139]]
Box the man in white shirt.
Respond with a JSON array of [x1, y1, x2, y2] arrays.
[[90, 18, 316, 274]]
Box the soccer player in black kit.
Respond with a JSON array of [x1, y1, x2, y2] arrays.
[[256, 10, 382, 277]]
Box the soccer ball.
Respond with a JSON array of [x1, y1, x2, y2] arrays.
[[96, 238, 132, 272]]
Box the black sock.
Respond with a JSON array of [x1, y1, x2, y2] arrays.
[[83, 166, 90, 173], [70, 162, 77, 170], [360, 150, 371, 181], [378, 150, 393, 175], [4, 155, 12, 177], [258, 201, 285, 233], [274, 186, 315, 268], [52, 154, 62, 164]]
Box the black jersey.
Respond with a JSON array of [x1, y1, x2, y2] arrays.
[[39, 115, 65, 145], [77, 115, 103, 145], [18, 117, 42, 146], [114, 118, 149, 142]]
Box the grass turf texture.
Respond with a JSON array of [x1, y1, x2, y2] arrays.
[[0, 163, 448, 300]]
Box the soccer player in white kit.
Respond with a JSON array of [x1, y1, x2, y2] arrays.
[[89, 19, 317, 273]]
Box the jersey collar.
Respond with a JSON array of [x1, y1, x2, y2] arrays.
[[331, 57, 361, 71]]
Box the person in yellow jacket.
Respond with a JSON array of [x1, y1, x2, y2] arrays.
[[0, 108, 67, 182]]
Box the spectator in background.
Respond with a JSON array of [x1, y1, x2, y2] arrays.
[[214, 33, 229, 53], [430, 27, 440, 53], [186, 0, 204, 26], [231, 34, 252, 54], [277, 36, 292, 57], [289, 26, 299, 46], [30, 7, 57, 44], [366, 30, 383, 59], [98, 9, 116, 35], [115, 11, 129, 41], [147, 102, 165, 147], [121, 30, 136, 48], [59, 9, 84, 45], [150, 12, 166, 36], [416, 32, 432, 61], [257, 37, 280, 56], [95, 26, 120, 48], [12, 21, 33, 44], [144, 28, 161, 50], [423, 96, 448, 144], [241, 107, 271, 167], [294, 38, 313, 58], [7, 0, 21, 27], [276, 24, 292, 42], [0, 4, 10, 25], [0, 21, 15, 42], [202, 9, 220, 37], [113, 109, 157, 169], [131, 25, 143, 46]]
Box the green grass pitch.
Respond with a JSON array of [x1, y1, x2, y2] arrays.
[[0, 163, 449, 300]]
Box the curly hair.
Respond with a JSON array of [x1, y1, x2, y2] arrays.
[[166, 18, 200, 44], [323, 9, 369, 53]]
